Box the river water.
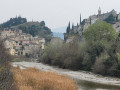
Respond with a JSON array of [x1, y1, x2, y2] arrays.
[[12, 62, 120, 90], [77, 80, 120, 90]]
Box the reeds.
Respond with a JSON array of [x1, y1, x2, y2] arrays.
[[12, 67, 78, 90]]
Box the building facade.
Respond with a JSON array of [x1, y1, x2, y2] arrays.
[[1, 29, 45, 58]]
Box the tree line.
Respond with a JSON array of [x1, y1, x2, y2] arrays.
[[40, 21, 120, 77]]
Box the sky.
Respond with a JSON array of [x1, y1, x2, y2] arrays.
[[0, 0, 120, 31]]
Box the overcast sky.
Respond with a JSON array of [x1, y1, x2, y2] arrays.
[[0, 0, 120, 29]]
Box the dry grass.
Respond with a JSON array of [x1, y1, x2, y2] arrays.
[[11, 67, 78, 90]]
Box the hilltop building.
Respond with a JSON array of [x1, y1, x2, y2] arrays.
[[65, 8, 120, 41]]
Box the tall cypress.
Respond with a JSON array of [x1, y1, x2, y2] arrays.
[[72, 23, 74, 30], [66, 22, 70, 33], [90, 17, 92, 25], [77, 23, 79, 28], [80, 14, 82, 25]]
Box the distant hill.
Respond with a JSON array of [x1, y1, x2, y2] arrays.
[[52, 26, 66, 33], [0, 17, 52, 42], [0, 16, 27, 28], [53, 32, 64, 40]]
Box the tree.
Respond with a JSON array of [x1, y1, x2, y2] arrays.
[[83, 21, 119, 75], [18, 21, 52, 42], [0, 16, 27, 28], [40, 37, 64, 65], [0, 40, 13, 90], [66, 22, 70, 33], [104, 14, 116, 24], [83, 21, 118, 50], [80, 14, 82, 25], [40, 21, 45, 26]]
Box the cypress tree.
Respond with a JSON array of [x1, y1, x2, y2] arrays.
[[77, 23, 79, 28], [66, 22, 70, 33], [72, 23, 74, 30], [90, 17, 92, 25], [80, 14, 82, 25]]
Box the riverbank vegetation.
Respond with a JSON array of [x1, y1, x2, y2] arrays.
[[11, 67, 77, 90], [0, 41, 78, 90], [41, 21, 120, 77], [0, 40, 13, 90]]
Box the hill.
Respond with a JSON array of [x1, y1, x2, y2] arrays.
[[12, 21, 52, 41], [52, 26, 66, 33], [65, 9, 120, 41], [0, 16, 27, 28], [53, 32, 64, 40], [0, 17, 52, 42]]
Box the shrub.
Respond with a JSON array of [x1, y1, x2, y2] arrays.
[[117, 53, 120, 69], [41, 37, 63, 65], [92, 52, 109, 75]]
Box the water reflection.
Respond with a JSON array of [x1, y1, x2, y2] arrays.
[[76, 79, 120, 90]]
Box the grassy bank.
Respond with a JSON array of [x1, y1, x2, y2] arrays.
[[11, 67, 77, 90]]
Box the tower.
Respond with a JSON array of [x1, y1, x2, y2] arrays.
[[98, 7, 101, 15]]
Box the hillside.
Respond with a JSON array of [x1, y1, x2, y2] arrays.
[[0, 16, 27, 28], [65, 9, 120, 41], [0, 17, 52, 42], [12, 21, 52, 41]]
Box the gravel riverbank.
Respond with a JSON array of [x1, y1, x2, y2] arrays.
[[12, 62, 120, 89]]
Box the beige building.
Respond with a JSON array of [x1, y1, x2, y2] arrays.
[[1, 29, 45, 58]]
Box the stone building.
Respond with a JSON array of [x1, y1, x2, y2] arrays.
[[1, 29, 45, 58], [65, 8, 120, 41]]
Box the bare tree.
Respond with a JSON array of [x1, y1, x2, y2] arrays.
[[0, 40, 13, 90]]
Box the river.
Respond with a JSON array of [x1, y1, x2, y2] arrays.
[[12, 62, 120, 90]]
